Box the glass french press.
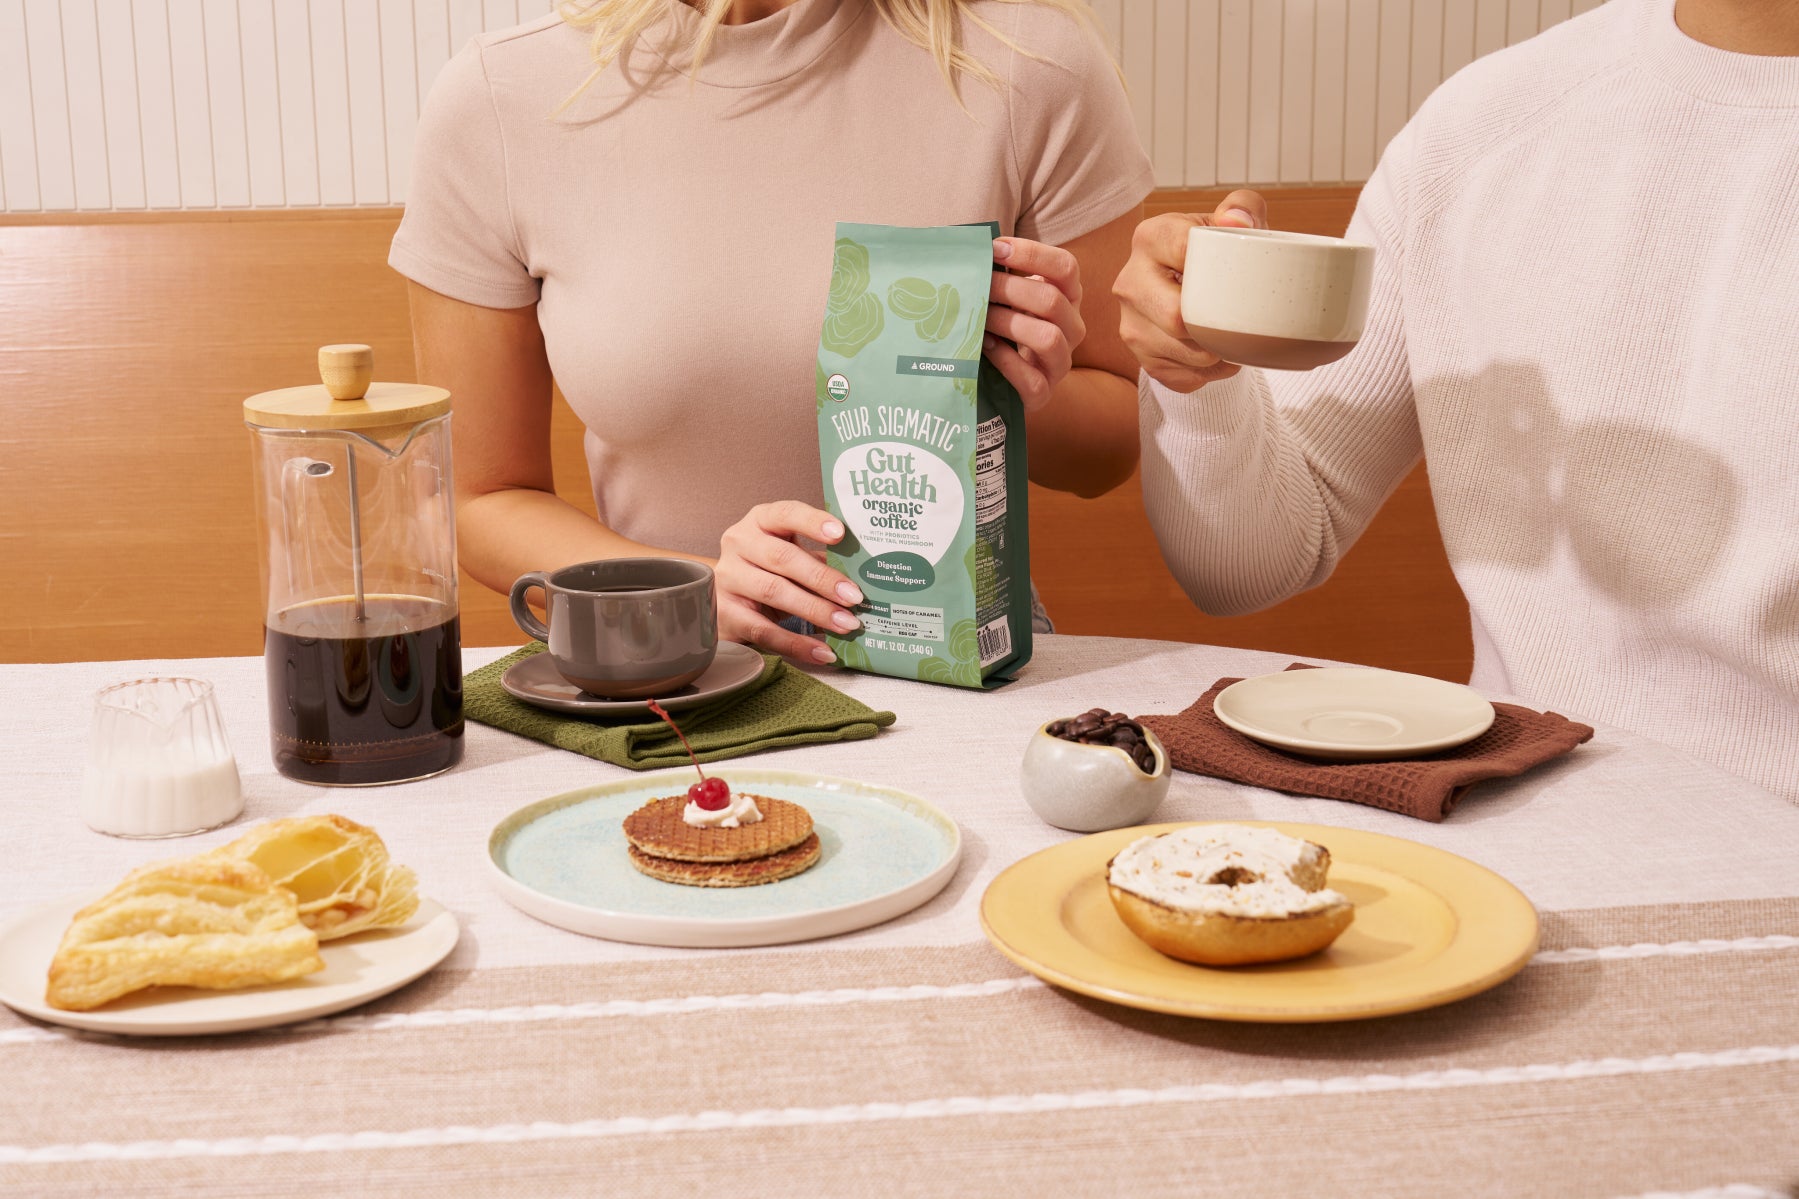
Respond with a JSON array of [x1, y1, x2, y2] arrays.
[[244, 345, 463, 785]]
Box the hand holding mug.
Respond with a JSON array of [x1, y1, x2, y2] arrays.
[[716, 501, 864, 665], [1114, 190, 1269, 393]]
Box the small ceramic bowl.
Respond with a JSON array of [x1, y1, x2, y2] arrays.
[[1020, 723, 1172, 832]]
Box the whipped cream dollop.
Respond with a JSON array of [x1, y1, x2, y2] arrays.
[[1108, 824, 1346, 918], [682, 790, 763, 829]]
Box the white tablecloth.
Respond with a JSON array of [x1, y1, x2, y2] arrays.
[[3, 633, 1799, 964], [5, 636, 1794, 970]]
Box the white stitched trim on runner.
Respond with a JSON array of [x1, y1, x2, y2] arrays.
[[1533, 934, 1799, 964], [0, 1028, 61, 1045], [1626, 1180, 1791, 1188], [2, 934, 1796, 1047], [294, 977, 1044, 1033], [3, 1044, 1798, 1165], [0, 978, 1047, 1045]]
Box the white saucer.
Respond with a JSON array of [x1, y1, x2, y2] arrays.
[[0, 896, 459, 1036], [500, 642, 767, 716], [1213, 667, 1496, 761]]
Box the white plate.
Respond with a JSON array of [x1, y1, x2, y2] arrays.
[[487, 768, 961, 948], [1213, 667, 1496, 761], [500, 642, 766, 716], [0, 897, 459, 1036]]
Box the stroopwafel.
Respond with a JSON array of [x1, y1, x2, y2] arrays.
[[622, 795, 814, 863], [627, 833, 822, 888]]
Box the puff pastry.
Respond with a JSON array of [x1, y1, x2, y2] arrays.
[[209, 814, 418, 940], [46, 857, 324, 1011]]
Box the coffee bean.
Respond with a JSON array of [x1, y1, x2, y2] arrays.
[[1046, 709, 1157, 776]]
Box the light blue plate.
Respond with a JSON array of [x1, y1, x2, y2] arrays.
[[487, 767, 962, 947]]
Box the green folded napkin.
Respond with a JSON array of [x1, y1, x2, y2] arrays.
[[464, 643, 896, 770]]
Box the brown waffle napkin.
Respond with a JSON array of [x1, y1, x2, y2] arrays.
[[1138, 664, 1595, 821]]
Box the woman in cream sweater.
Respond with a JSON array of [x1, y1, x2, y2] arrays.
[[1115, 0, 1799, 800]]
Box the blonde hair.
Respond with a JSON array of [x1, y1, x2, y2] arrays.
[[557, 0, 1104, 97]]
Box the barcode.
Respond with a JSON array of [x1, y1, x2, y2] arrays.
[[977, 617, 1012, 667]]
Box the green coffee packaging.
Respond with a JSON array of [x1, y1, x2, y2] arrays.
[[815, 221, 1033, 688]]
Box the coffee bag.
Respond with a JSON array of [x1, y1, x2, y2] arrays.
[[816, 222, 1032, 688]]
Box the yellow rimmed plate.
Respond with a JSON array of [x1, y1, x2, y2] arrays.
[[980, 821, 1537, 1022]]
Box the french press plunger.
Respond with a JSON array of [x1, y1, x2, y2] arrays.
[[243, 345, 464, 786]]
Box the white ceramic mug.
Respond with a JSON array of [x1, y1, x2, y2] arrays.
[[1181, 226, 1374, 370]]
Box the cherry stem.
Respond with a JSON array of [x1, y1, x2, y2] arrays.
[[646, 699, 705, 781]]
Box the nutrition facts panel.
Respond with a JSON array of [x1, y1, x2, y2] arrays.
[[974, 416, 1007, 526]]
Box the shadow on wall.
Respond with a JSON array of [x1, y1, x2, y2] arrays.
[[1413, 360, 1741, 611]]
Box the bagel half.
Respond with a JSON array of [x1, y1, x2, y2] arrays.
[[1105, 825, 1355, 966], [1107, 882, 1353, 966]]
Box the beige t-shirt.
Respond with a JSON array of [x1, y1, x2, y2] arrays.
[[391, 0, 1154, 556]]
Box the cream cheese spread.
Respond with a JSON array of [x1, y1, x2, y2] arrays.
[[682, 791, 763, 829], [1107, 824, 1346, 918]]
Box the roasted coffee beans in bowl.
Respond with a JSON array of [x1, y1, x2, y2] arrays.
[[1022, 709, 1171, 832]]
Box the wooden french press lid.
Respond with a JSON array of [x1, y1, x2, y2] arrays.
[[243, 345, 450, 431]]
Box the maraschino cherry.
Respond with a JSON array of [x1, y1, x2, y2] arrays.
[[647, 699, 730, 811]]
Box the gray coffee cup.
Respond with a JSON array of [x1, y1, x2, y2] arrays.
[[508, 558, 718, 699]]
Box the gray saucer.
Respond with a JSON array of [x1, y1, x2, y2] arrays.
[[499, 642, 767, 717]]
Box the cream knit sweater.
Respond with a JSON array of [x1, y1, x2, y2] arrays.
[[1140, 0, 1799, 800]]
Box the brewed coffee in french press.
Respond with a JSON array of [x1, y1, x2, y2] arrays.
[[244, 345, 464, 785]]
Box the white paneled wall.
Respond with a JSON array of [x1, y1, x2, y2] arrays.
[[0, 0, 1604, 213]]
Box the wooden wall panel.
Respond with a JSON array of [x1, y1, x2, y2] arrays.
[[237, 0, 285, 207], [1182, 0, 1219, 189], [0, 186, 1472, 679], [0, 1, 35, 210], [0, 210, 591, 662], [0, 0, 1602, 212]]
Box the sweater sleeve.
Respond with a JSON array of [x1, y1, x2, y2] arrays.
[[1136, 134, 1424, 617]]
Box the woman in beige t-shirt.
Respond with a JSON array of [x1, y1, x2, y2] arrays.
[[392, 0, 1155, 663]]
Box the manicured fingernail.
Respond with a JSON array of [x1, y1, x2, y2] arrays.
[[831, 610, 861, 632], [822, 520, 844, 540], [811, 646, 837, 664], [835, 582, 863, 604], [984, 333, 999, 351], [992, 238, 1012, 260], [1223, 208, 1256, 227]]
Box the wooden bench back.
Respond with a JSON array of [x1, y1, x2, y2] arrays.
[[0, 190, 1471, 678]]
